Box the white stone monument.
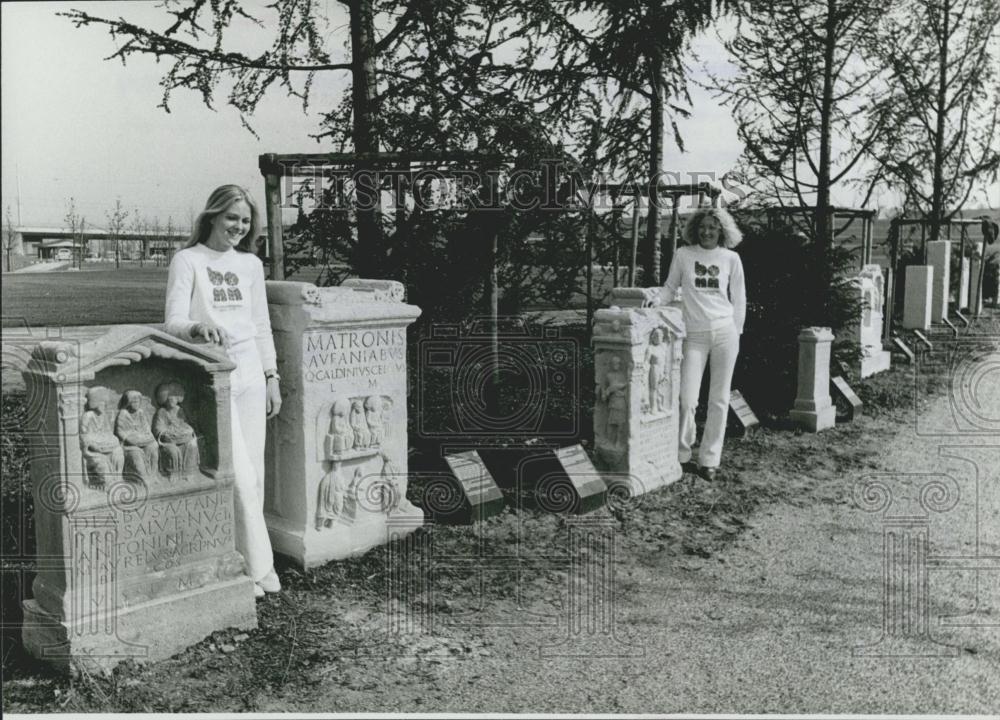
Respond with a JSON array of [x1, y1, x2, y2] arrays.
[[926, 240, 951, 322], [264, 280, 423, 569], [592, 287, 685, 496], [958, 257, 971, 309], [789, 327, 836, 432], [852, 264, 891, 378], [20, 327, 257, 674], [902, 265, 933, 330]]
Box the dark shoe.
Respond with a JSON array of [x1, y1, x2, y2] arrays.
[[681, 461, 699, 476], [698, 466, 718, 481]]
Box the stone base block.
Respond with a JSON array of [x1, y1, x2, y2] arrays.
[[603, 460, 682, 499], [860, 349, 892, 379], [21, 577, 256, 675], [267, 506, 424, 570], [790, 404, 836, 432]]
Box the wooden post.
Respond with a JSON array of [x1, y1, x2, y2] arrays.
[[668, 194, 681, 271], [611, 195, 622, 289], [262, 159, 284, 281], [884, 218, 899, 344], [586, 196, 595, 334], [629, 192, 640, 286]]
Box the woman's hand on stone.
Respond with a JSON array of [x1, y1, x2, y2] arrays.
[[192, 322, 229, 346], [266, 377, 282, 419]]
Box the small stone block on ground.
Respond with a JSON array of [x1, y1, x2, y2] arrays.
[[830, 376, 863, 421]]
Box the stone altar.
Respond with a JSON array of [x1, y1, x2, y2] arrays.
[[851, 264, 891, 378], [789, 327, 836, 432], [20, 326, 256, 674], [264, 280, 423, 568], [591, 287, 685, 496]]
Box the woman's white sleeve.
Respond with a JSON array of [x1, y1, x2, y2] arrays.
[[251, 259, 278, 371], [730, 253, 747, 334], [662, 249, 684, 300], [164, 253, 198, 339]]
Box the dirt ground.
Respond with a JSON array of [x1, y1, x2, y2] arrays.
[[2, 316, 999, 714]]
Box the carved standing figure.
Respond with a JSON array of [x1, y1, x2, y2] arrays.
[[644, 328, 669, 413], [350, 399, 370, 449], [79, 386, 125, 487], [152, 381, 200, 475], [323, 399, 353, 457], [365, 395, 385, 447], [115, 390, 158, 483], [315, 462, 347, 529], [599, 355, 628, 448]]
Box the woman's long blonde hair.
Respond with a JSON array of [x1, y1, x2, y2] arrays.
[[186, 185, 261, 253], [681, 206, 743, 249]]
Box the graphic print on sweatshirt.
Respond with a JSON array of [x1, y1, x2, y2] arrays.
[[694, 261, 721, 289], [206, 266, 244, 305]]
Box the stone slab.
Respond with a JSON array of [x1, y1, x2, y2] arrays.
[[830, 376, 863, 422], [902, 266, 933, 330], [727, 389, 759, 437], [518, 445, 607, 514], [433, 451, 506, 523], [926, 241, 950, 322], [790, 326, 836, 433]]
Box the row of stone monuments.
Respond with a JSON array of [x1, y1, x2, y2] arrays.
[[17, 267, 896, 672], [903, 240, 988, 331]]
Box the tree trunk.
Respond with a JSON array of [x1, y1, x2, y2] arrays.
[[349, 0, 382, 277], [645, 53, 664, 286], [929, 0, 950, 243], [815, 0, 837, 254]]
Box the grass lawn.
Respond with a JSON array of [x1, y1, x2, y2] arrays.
[[2, 268, 169, 327]]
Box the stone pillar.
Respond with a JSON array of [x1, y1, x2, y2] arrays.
[[264, 280, 423, 569], [969, 243, 985, 316], [592, 287, 685, 497], [958, 257, 971, 309], [926, 240, 950, 322], [789, 327, 836, 432], [854, 264, 891, 378], [20, 327, 256, 675], [902, 265, 933, 330]]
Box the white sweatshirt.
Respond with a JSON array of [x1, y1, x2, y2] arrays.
[[164, 243, 278, 370], [662, 245, 747, 334]]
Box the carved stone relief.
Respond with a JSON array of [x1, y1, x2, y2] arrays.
[[79, 386, 124, 487]]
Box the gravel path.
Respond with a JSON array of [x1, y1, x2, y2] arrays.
[[274, 341, 1000, 715]]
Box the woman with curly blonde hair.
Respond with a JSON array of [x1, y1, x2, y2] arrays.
[[661, 206, 746, 481]]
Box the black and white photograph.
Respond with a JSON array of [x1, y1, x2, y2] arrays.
[[1, 0, 998, 716]]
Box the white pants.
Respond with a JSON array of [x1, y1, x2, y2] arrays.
[[679, 323, 740, 468], [227, 341, 275, 582]]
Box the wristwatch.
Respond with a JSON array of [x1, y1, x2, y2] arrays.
[[264, 369, 281, 381]]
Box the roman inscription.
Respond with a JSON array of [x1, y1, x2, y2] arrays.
[[303, 328, 406, 384], [73, 491, 235, 575]]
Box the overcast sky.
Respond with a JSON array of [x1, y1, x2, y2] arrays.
[[2, 2, 994, 230]]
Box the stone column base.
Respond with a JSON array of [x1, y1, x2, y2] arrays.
[[860, 349, 892, 379], [790, 404, 836, 432], [21, 576, 256, 675]]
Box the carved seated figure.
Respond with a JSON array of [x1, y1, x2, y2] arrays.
[[350, 399, 370, 449], [379, 453, 416, 514], [115, 390, 158, 483], [79, 386, 125, 487], [323, 399, 353, 457], [365, 395, 385, 447], [152, 381, 200, 475]]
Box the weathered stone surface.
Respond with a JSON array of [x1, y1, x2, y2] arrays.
[[969, 243, 985, 316], [20, 326, 256, 674], [592, 287, 685, 497], [926, 240, 950, 322], [789, 327, 836, 432], [902, 266, 933, 331], [958, 257, 971, 309], [264, 280, 423, 568], [850, 265, 891, 378]]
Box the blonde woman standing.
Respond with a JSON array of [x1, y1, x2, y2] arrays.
[[165, 184, 282, 598], [661, 207, 746, 481]]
